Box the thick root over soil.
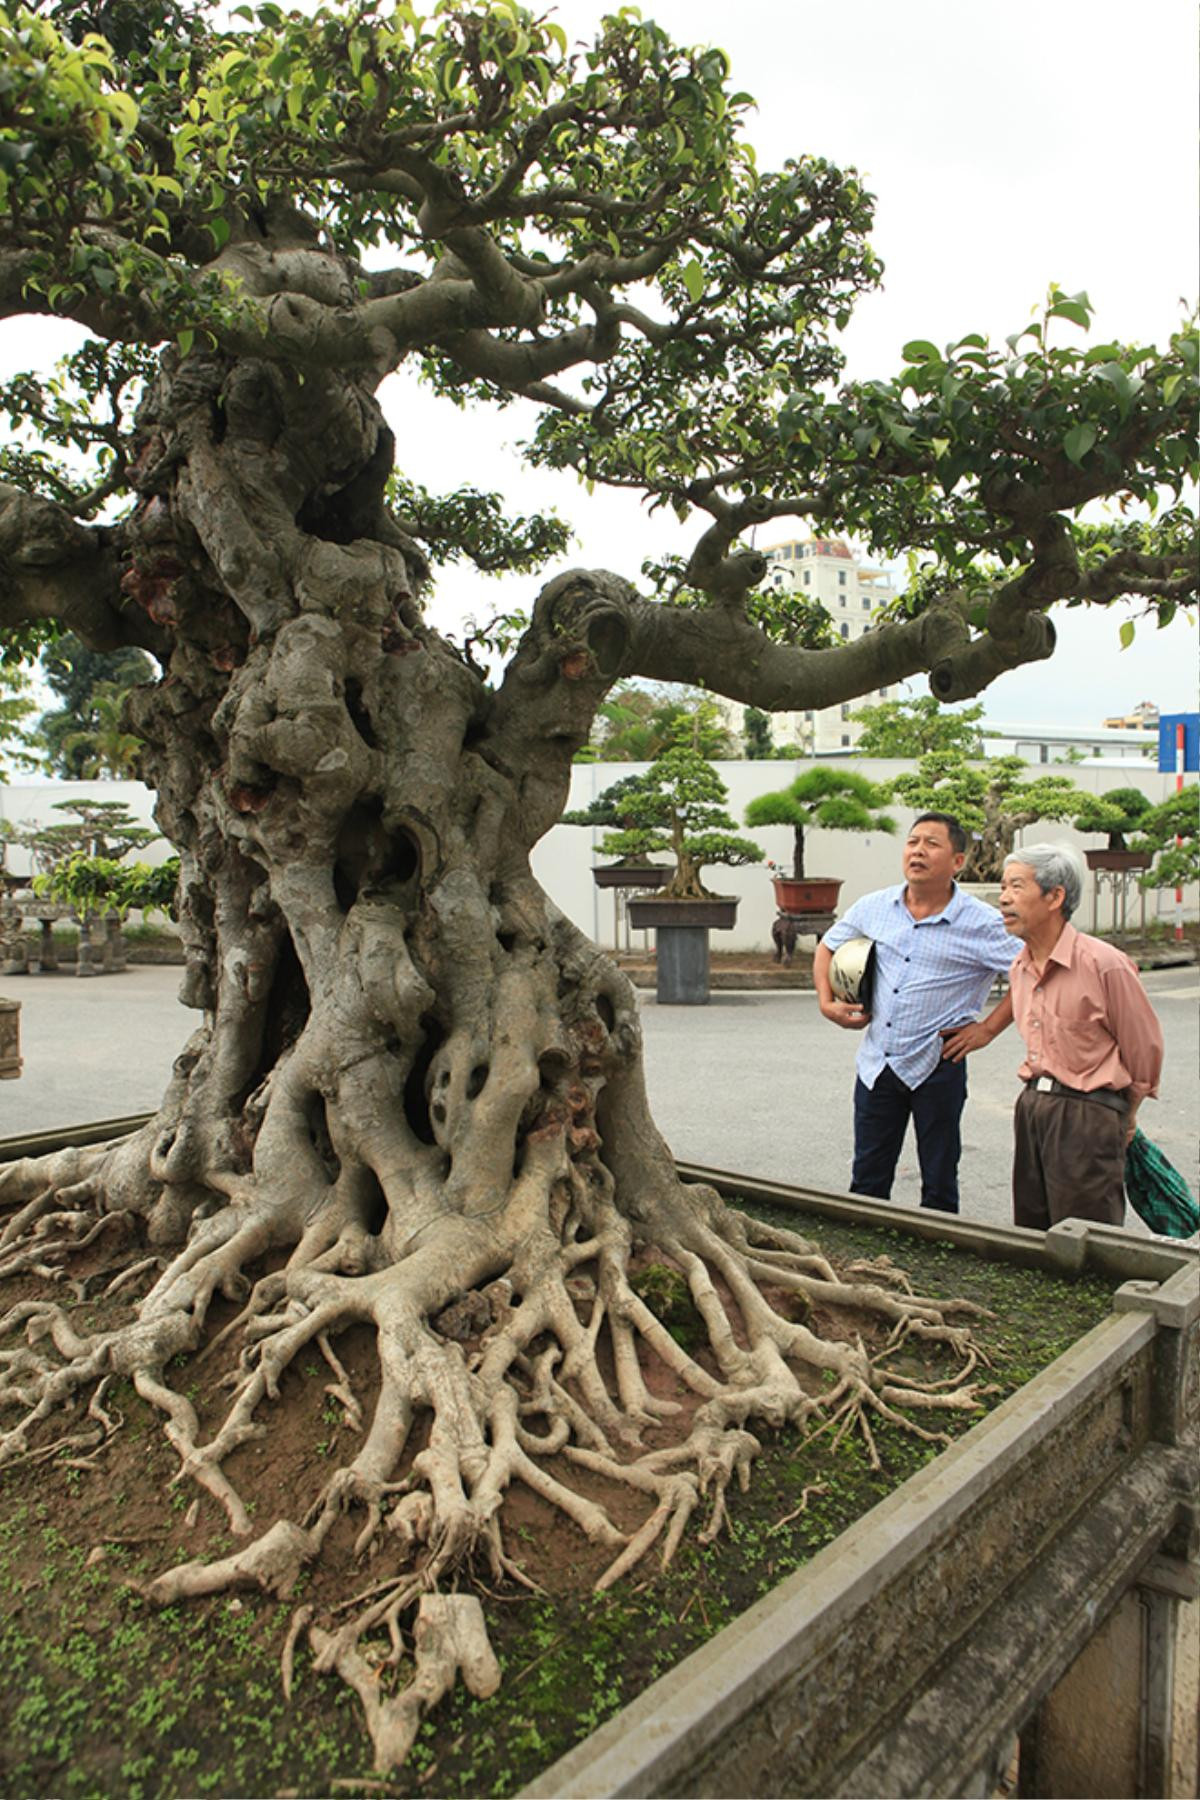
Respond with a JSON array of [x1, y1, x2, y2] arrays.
[[0, 1096, 992, 1771]]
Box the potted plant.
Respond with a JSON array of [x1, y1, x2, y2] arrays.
[[888, 753, 1083, 895], [1071, 786, 1154, 872], [592, 746, 763, 1002], [744, 768, 894, 914], [561, 773, 673, 890]]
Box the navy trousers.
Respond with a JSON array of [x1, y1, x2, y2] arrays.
[[850, 1058, 968, 1214]]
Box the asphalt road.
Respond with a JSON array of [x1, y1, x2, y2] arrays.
[[3, 961, 1197, 1238]]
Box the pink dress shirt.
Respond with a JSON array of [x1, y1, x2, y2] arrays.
[[1009, 922, 1163, 1104]]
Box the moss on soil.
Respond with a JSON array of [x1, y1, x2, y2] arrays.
[[0, 1205, 1115, 1800]]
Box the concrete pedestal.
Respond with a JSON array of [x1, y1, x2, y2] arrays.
[[655, 925, 710, 1005]]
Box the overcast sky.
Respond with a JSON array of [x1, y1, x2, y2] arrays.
[[3, 0, 1196, 725]]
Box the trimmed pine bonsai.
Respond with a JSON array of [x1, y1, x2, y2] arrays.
[[597, 745, 764, 899], [744, 767, 895, 878], [1071, 785, 1153, 851]]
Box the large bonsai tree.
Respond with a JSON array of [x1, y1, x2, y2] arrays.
[[0, 0, 1197, 1769], [889, 753, 1086, 880], [745, 767, 895, 878]]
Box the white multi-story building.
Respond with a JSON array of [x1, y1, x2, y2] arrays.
[[722, 536, 899, 753]]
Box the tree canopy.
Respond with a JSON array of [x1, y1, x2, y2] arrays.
[[1, 0, 1196, 705]]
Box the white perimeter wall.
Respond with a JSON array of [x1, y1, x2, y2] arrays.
[[4, 765, 1195, 952], [537, 759, 1197, 951]]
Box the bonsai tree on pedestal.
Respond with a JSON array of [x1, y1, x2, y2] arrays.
[[889, 753, 1083, 882], [1072, 786, 1154, 866], [601, 745, 763, 901], [745, 768, 894, 910]]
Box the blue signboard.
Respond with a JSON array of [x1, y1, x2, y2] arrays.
[[1158, 713, 1200, 773]]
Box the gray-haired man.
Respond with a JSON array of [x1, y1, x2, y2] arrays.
[[948, 843, 1164, 1229]]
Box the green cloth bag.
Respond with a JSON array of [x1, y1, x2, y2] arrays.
[[1124, 1128, 1199, 1239]]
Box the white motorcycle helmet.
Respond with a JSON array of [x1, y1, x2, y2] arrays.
[[829, 935, 876, 1008]]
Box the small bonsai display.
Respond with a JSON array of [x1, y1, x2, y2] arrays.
[[595, 745, 763, 900], [561, 773, 664, 867], [1071, 786, 1153, 851], [744, 767, 894, 878], [888, 752, 1082, 881]]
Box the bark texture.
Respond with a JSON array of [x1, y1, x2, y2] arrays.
[[0, 349, 992, 1770]]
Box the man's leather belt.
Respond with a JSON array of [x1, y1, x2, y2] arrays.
[[1026, 1074, 1129, 1113]]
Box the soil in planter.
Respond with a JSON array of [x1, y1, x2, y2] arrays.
[[0, 1208, 1115, 1800]]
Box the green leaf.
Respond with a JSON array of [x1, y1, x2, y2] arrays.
[[1163, 372, 1184, 405], [177, 328, 195, 356], [1119, 619, 1136, 650], [1063, 422, 1097, 465], [1047, 299, 1091, 329], [681, 260, 704, 304], [902, 340, 941, 364]]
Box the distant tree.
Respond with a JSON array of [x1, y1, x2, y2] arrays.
[[0, 661, 38, 781], [1133, 787, 1199, 890], [36, 634, 155, 778], [578, 685, 736, 761], [8, 798, 159, 876], [745, 767, 894, 877], [849, 696, 985, 757], [889, 752, 1083, 880], [743, 706, 775, 759]]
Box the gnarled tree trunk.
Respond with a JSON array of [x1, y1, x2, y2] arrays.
[[0, 348, 989, 1770]]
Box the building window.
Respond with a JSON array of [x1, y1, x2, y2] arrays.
[[838, 571, 846, 586], [803, 571, 811, 586], [840, 704, 851, 719], [862, 597, 871, 609], [839, 623, 849, 639], [841, 734, 851, 746], [878, 688, 887, 697]]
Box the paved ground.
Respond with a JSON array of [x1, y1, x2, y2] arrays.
[[3, 962, 1197, 1237]]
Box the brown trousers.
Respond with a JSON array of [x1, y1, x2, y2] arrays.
[[1012, 1087, 1128, 1231]]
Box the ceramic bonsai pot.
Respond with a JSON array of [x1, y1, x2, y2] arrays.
[[625, 895, 739, 932], [771, 875, 843, 914], [1084, 850, 1153, 873], [591, 863, 672, 890]]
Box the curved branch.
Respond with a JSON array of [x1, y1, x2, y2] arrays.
[[0, 484, 162, 655], [618, 579, 1053, 710]]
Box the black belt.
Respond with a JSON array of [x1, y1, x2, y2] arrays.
[[1025, 1074, 1129, 1114]]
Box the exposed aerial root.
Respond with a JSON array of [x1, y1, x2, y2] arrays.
[[311, 1593, 500, 1773], [0, 1104, 999, 1774]]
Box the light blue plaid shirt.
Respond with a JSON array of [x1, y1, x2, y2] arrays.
[[822, 883, 1014, 1091]]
